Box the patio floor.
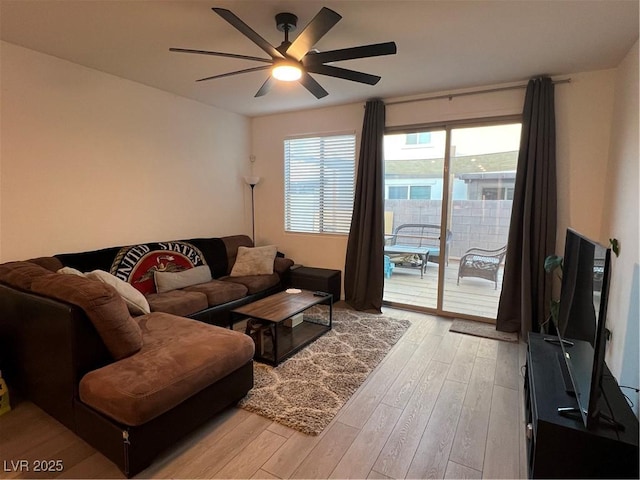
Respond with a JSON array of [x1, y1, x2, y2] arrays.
[[383, 259, 504, 320]]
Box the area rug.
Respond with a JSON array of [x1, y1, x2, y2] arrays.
[[238, 306, 411, 435], [450, 318, 518, 342]]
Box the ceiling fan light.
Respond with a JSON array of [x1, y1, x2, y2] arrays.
[[272, 62, 302, 81]]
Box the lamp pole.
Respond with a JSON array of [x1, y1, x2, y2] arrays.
[[244, 176, 261, 246], [249, 183, 256, 245]]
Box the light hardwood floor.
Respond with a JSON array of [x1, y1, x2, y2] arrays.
[[0, 308, 528, 479]]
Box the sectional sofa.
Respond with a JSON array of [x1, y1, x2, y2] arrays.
[[0, 234, 294, 477]]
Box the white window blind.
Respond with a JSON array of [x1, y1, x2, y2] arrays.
[[284, 134, 356, 234]]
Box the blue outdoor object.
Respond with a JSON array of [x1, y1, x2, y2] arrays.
[[384, 255, 395, 278]]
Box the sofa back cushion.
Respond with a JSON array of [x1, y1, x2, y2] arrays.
[[182, 238, 229, 279], [108, 241, 210, 295], [55, 246, 122, 273], [221, 235, 254, 275], [28, 256, 64, 272], [0, 261, 51, 291], [56, 239, 230, 294], [30, 274, 143, 360]]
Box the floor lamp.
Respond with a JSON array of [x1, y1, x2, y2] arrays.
[[244, 176, 261, 245]]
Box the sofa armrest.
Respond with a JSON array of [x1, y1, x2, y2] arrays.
[[274, 257, 294, 276], [0, 284, 112, 430]]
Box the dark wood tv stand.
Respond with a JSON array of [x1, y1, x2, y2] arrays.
[[525, 332, 639, 478]]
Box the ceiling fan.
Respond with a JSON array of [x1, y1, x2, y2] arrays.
[[170, 7, 397, 99]]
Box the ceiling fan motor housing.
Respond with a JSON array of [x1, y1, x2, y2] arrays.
[[276, 12, 298, 33]]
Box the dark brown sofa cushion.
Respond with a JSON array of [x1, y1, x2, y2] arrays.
[[78, 312, 255, 426], [145, 290, 208, 317], [274, 256, 295, 275], [220, 273, 280, 295], [30, 273, 143, 360], [183, 279, 248, 306], [221, 235, 254, 275], [28, 256, 64, 272], [0, 261, 51, 291]]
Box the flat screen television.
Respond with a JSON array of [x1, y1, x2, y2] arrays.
[[553, 228, 612, 429]]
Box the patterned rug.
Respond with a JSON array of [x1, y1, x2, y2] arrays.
[[450, 318, 518, 342], [238, 306, 411, 435]]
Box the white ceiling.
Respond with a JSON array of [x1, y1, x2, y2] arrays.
[[1, 0, 638, 118]]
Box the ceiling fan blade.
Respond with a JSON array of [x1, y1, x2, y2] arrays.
[[286, 7, 342, 61], [302, 41, 397, 66], [212, 8, 285, 60], [299, 73, 329, 99], [255, 76, 275, 97], [169, 48, 272, 64], [195, 65, 271, 82], [305, 64, 381, 85]]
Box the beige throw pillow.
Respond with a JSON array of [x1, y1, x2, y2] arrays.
[[154, 265, 212, 293], [230, 245, 277, 277], [85, 270, 151, 316]]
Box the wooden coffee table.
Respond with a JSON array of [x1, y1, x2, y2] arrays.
[[231, 289, 333, 366]]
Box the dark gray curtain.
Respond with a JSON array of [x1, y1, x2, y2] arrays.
[[496, 77, 557, 336], [344, 99, 385, 312]]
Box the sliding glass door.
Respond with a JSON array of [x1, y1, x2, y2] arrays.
[[383, 120, 521, 321], [383, 130, 446, 309]]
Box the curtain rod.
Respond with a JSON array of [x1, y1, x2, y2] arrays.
[[385, 78, 571, 106]]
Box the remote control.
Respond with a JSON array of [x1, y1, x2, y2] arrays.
[[313, 291, 329, 297]]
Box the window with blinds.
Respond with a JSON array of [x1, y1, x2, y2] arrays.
[[284, 134, 356, 234]]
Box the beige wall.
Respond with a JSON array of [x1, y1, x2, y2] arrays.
[[599, 41, 639, 387], [555, 69, 616, 246], [250, 103, 363, 273], [0, 42, 251, 261], [386, 85, 524, 126]]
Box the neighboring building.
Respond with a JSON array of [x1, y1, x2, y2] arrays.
[[458, 171, 516, 200], [384, 150, 519, 201]]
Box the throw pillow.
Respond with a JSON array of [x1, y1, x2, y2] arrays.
[[57, 266, 85, 276], [85, 270, 151, 316], [154, 265, 212, 293], [230, 245, 277, 277]]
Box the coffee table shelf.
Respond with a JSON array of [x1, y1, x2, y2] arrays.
[[231, 290, 333, 366], [259, 320, 330, 365]]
